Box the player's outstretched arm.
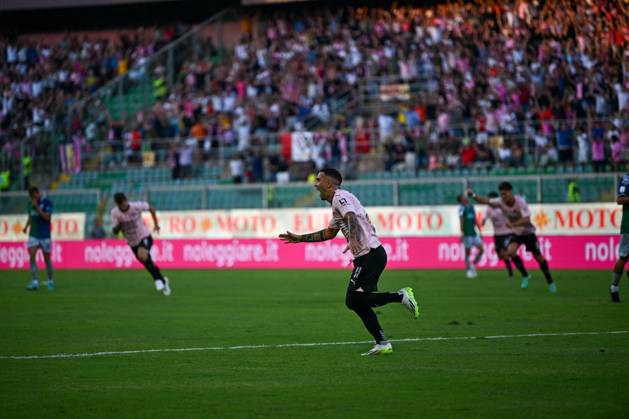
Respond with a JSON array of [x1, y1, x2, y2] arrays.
[[466, 189, 490, 205], [279, 228, 339, 243]]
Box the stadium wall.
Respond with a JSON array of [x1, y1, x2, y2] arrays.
[[0, 203, 622, 270]]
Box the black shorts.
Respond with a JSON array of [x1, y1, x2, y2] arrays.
[[494, 234, 514, 253], [348, 245, 387, 293], [131, 236, 153, 258], [509, 234, 541, 255]]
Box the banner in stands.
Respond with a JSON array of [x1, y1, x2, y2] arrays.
[[0, 235, 621, 270], [290, 132, 316, 162], [0, 213, 85, 242], [136, 203, 621, 239], [379, 83, 411, 101]]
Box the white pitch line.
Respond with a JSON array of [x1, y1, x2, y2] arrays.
[[1, 330, 627, 361]]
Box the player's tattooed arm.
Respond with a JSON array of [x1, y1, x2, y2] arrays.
[[300, 228, 339, 242], [344, 212, 362, 254], [344, 212, 361, 241], [300, 229, 326, 242], [279, 228, 339, 243]]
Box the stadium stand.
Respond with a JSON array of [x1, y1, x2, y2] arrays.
[[0, 0, 627, 228]]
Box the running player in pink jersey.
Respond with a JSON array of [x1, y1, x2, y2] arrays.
[[468, 182, 557, 293], [111, 192, 171, 296], [482, 191, 527, 280], [279, 168, 419, 356]]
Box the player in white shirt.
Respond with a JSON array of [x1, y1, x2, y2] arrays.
[[469, 182, 556, 293], [279, 168, 419, 356], [111, 192, 171, 296], [482, 191, 527, 280]]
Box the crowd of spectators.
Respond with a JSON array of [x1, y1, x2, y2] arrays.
[[136, 0, 628, 182], [0, 25, 189, 173], [2, 1, 628, 186]]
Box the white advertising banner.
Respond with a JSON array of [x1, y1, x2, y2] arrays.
[[0, 203, 617, 243], [142, 203, 622, 239], [527, 203, 620, 236], [0, 213, 86, 242]]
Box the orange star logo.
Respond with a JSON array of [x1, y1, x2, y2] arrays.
[[534, 210, 550, 231], [12, 222, 23, 235], [201, 218, 212, 232]]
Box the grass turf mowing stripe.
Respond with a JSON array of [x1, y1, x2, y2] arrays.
[[1, 330, 627, 361]]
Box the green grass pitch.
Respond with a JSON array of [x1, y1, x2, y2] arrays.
[[1, 268, 628, 418]]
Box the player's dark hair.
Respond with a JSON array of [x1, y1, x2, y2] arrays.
[[488, 191, 499, 198], [113, 192, 127, 205], [27, 186, 39, 196], [457, 193, 465, 203], [498, 182, 513, 191], [320, 168, 342, 185]]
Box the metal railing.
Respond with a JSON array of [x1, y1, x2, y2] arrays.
[[62, 115, 627, 179]]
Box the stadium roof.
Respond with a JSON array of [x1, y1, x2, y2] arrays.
[[1, 0, 175, 11]]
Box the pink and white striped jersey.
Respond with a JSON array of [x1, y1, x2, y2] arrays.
[[327, 189, 381, 257], [489, 195, 536, 236], [484, 206, 514, 236], [111, 201, 152, 247]]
